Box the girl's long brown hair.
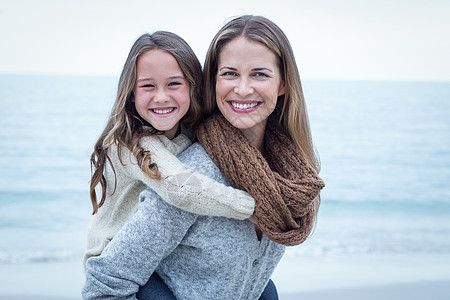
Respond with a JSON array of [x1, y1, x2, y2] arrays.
[[90, 31, 203, 214]]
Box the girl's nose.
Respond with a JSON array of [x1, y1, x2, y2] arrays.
[[154, 89, 169, 102]]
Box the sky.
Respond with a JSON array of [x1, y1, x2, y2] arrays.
[[1, 0, 449, 81]]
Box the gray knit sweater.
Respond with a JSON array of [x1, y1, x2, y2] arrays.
[[84, 134, 255, 267], [82, 143, 286, 299]]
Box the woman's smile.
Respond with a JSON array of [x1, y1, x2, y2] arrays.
[[216, 36, 285, 142], [229, 101, 261, 112]]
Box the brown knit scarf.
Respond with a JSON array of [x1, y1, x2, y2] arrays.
[[196, 113, 325, 246]]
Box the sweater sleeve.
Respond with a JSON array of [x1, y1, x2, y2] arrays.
[[121, 135, 255, 220], [82, 189, 198, 299]]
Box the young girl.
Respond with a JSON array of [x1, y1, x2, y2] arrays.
[[84, 31, 255, 266]]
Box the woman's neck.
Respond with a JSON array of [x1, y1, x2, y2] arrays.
[[241, 123, 266, 153]]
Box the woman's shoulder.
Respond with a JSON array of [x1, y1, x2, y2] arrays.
[[178, 142, 209, 165], [178, 142, 229, 185]]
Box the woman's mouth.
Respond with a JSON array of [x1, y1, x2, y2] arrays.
[[229, 101, 260, 112], [231, 102, 258, 109]]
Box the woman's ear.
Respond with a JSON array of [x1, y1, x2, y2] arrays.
[[278, 81, 285, 97]]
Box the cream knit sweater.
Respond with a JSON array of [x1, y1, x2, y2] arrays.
[[84, 133, 255, 265]]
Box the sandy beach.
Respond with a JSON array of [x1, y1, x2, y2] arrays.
[[1, 280, 449, 300], [281, 280, 450, 300], [1, 251, 449, 299]]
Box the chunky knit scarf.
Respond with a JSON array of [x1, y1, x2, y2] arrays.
[[197, 113, 325, 246]]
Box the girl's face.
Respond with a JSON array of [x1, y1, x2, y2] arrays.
[[133, 49, 190, 139], [215, 36, 285, 142]]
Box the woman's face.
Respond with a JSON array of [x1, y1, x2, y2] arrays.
[[133, 49, 190, 139], [216, 36, 284, 140]]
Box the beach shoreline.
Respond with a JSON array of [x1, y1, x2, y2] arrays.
[[1, 280, 449, 300], [1, 252, 449, 299]]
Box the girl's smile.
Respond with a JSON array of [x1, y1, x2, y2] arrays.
[[133, 49, 190, 139], [151, 107, 176, 115]]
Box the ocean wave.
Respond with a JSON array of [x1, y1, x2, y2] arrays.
[[285, 236, 450, 257], [0, 249, 83, 264]]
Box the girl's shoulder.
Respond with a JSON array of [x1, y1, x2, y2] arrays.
[[139, 134, 192, 156]]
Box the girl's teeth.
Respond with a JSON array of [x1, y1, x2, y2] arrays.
[[231, 102, 258, 109], [153, 108, 174, 114]]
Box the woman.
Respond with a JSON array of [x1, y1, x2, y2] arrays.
[[82, 15, 324, 299]]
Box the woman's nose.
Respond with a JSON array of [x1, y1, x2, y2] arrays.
[[234, 77, 254, 97]]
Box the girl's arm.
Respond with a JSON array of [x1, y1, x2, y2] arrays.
[[121, 135, 255, 220], [82, 189, 198, 299]]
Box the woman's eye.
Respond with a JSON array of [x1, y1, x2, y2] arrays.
[[221, 71, 237, 77], [141, 84, 154, 88], [254, 72, 269, 78], [168, 82, 182, 87]]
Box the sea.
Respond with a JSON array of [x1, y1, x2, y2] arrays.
[[0, 74, 449, 280]]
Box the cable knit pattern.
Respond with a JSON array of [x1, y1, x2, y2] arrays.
[[197, 113, 325, 246], [82, 143, 285, 300], [84, 133, 255, 266]]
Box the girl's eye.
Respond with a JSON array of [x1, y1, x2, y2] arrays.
[[168, 82, 182, 87], [141, 84, 154, 88]]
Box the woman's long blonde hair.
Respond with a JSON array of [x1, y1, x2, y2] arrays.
[[203, 15, 320, 174], [90, 31, 203, 214]]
